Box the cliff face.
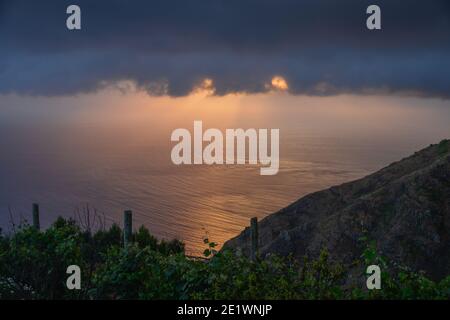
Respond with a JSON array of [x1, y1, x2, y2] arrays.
[[224, 140, 450, 280]]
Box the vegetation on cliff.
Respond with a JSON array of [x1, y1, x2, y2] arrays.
[[0, 218, 449, 300]]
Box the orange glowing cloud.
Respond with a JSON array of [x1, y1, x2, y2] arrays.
[[269, 76, 288, 91], [193, 78, 215, 95]]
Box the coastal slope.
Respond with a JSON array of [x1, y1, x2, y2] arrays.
[[224, 140, 450, 280]]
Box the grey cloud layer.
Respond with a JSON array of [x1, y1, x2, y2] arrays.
[[0, 0, 449, 97]]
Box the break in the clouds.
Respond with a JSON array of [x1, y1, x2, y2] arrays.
[[0, 0, 449, 98]]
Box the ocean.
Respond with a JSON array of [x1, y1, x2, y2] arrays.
[[1, 92, 449, 254]]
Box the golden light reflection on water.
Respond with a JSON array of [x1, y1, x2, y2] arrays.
[[1, 89, 450, 255]]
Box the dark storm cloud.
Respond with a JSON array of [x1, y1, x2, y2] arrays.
[[0, 0, 449, 97]]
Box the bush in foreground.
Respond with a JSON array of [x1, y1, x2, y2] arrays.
[[0, 218, 448, 300]]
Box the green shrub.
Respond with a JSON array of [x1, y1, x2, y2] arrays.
[[0, 217, 448, 300]]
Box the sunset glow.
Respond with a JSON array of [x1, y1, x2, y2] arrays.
[[270, 76, 289, 91], [1, 1, 449, 302]]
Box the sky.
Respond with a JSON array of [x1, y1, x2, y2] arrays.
[[0, 0, 449, 99]]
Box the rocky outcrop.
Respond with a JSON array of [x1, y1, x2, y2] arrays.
[[224, 140, 450, 280]]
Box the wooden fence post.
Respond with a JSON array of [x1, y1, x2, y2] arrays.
[[32, 203, 40, 231], [250, 217, 258, 261], [123, 210, 133, 247]]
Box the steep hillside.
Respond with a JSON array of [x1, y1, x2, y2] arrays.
[[224, 140, 450, 280]]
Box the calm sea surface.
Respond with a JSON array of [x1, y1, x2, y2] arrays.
[[1, 93, 449, 254]]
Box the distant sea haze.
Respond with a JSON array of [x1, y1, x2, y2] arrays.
[[0, 92, 449, 255]]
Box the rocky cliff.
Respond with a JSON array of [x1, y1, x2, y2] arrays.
[[224, 140, 450, 280]]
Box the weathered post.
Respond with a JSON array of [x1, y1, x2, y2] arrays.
[[250, 217, 258, 261], [123, 210, 133, 248], [32, 203, 40, 231]]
